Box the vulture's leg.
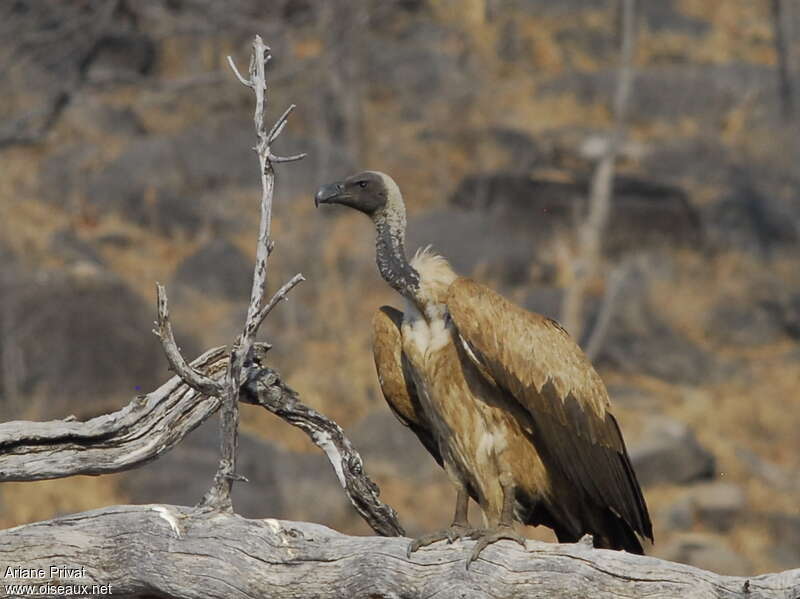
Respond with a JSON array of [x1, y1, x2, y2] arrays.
[[407, 487, 483, 557], [466, 473, 527, 568]]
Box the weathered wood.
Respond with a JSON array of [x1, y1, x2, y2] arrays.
[[0, 505, 797, 599], [0, 344, 404, 537], [0, 346, 228, 481]]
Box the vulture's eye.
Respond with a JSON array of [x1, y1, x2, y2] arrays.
[[358, 181, 368, 188]]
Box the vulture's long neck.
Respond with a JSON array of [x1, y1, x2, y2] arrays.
[[374, 211, 420, 302]]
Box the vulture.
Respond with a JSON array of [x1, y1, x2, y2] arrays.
[[315, 171, 652, 564]]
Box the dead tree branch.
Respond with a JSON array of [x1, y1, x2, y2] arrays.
[[241, 346, 404, 536], [197, 35, 306, 511], [0, 33, 401, 536], [0, 346, 228, 481], [0, 342, 404, 536], [583, 259, 630, 360], [1, 506, 797, 599], [154, 285, 223, 396], [152, 36, 307, 512], [561, 0, 636, 344]]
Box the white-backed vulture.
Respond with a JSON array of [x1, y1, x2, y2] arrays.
[[315, 171, 653, 565]]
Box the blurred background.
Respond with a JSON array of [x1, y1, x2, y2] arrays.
[[1, 0, 799, 576]]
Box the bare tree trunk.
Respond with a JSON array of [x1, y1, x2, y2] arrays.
[[561, 0, 637, 348], [771, 0, 796, 120]]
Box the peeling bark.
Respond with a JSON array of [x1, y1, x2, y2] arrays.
[[0, 347, 228, 481]]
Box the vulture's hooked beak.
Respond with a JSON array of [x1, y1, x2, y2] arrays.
[[314, 181, 348, 207]]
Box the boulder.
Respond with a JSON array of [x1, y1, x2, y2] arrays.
[[688, 482, 746, 532], [662, 482, 746, 532], [0, 269, 179, 418], [629, 417, 715, 487]]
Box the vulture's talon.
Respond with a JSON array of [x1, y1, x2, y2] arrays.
[[466, 526, 527, 569], [407, 525, 483, 557], [446, 524, 484, 543]]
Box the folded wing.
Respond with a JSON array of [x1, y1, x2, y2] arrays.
[[372, 306, 443, 467], [446, 278, 652, 546]]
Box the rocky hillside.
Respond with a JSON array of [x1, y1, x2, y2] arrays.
[[1, 0, 799, 576]]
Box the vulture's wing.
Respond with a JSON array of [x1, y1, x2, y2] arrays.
[[372, 306, 443, 467], [446, 278, 652, 541]]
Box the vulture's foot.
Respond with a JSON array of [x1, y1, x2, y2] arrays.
[[466, 526, 527, 569], [406, 525, 483, 557]]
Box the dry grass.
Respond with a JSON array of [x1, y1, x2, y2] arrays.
[[0, 475, 127, 529]]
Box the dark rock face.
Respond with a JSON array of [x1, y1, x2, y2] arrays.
[[84, 137, 186, 228], [173, 239, 253, 301], [523, 286, 573, 322], [0, 270, 174, 418], [706, 274, 800, 346], [448, 173, 701, 256], [595, 265, 723, 384], [84, 33, 156, 82], [629, 417, 716, 487]]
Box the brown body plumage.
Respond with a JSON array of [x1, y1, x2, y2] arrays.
[[317, 171, 652, 561]]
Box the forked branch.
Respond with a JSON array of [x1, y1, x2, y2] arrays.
[[199, 35, 307, 511], [241, 345, 404, 536], [154, 284, 222, 396]]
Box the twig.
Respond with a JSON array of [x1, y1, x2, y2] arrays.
[[226, 55, 251, 87], [200, 36, 305, 511], [241, 349, 405, 537], [246, 273, 305, 340], [153, 284, 222, 396]]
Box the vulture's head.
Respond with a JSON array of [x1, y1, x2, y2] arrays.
[[315, 171, 404, 224]]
